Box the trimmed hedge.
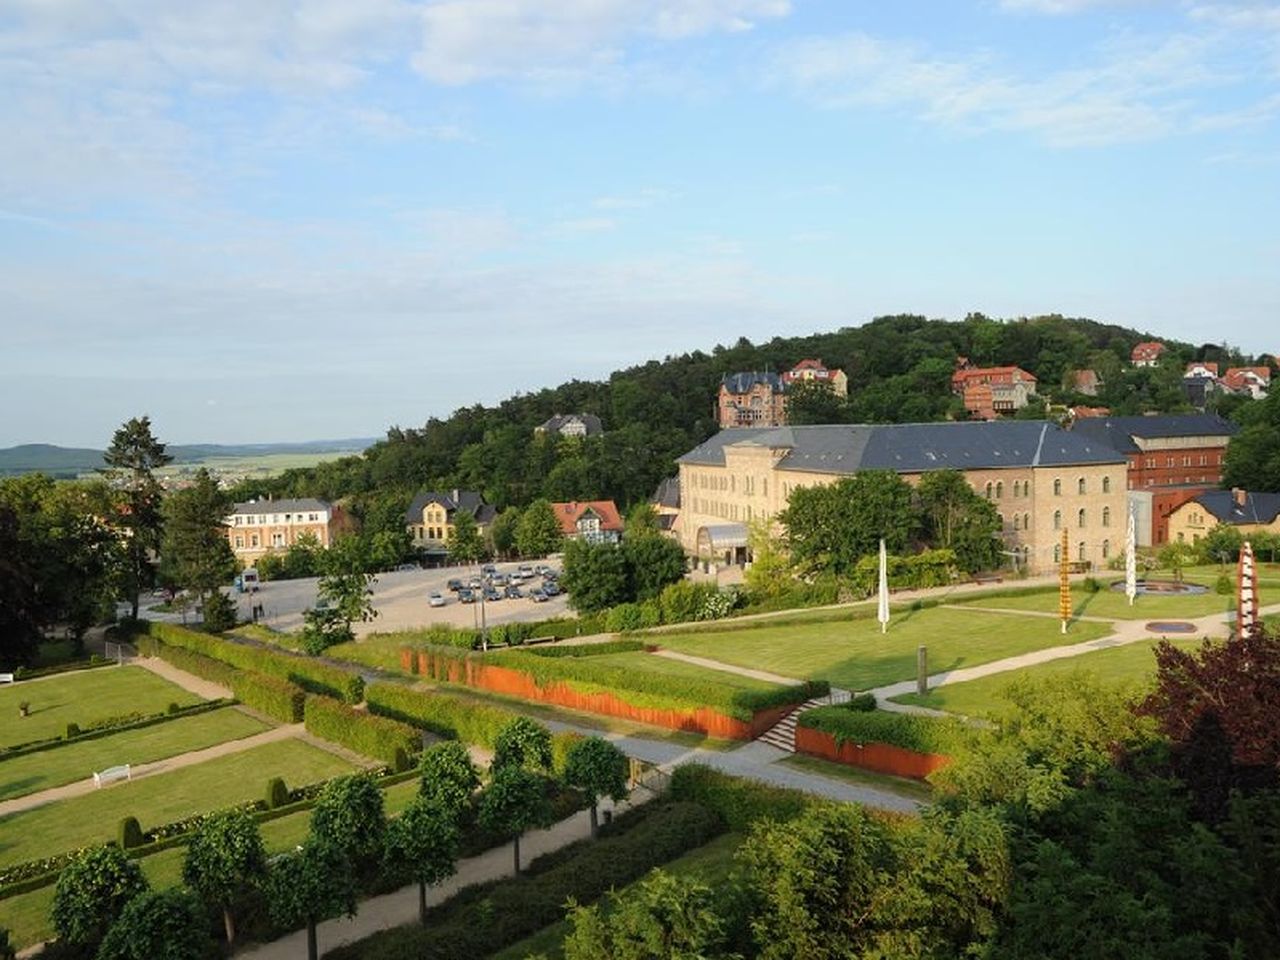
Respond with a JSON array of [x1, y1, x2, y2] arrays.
[[325, 800, 724, 960], [231, 671, 305, 723], [668, 764, 815, 831], [150, 642, 239, 688], [142, 621, 364, 703], [0, 699, 234, 759], [526, 639, 647, 658], [303, 695, 420, 771], [798, 706, 969, 756], [364, 682, 523, 750]]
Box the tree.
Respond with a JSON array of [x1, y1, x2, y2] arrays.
[[561, 538, 632, 612], [160, 468, 237, 628], [1157, 542, 1195, 583], [1223, 388, 1280, 491], [624, 502, 661, 537], [515, 499, 564, 558], [781, 471, 919, 577], [309, 773, 386, 874], [0, 504, 43, 670], [488, 507, 521, 558], [477, 765, 553, 875], [621, 533, 686, 602], [382, 796, 460, 926], [784, 378, 850, 425], [743, 518, 793, 602], [562, 871, 729, 960], [916, 470, 1003, 573], [181, 809, 267, 944], [97, 888, 211, 960], [492, 716, 554, 773], [265, 837, 357, 960], [103, 416, 172, 620], [305, 536, 378, 653], [1200, 523, 1244, 568], [562, 736, 629, 837], [51, 844, 149, 949], [448, 510, 488, 564], [419, 740, 481, 818]]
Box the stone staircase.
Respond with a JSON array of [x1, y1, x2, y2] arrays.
[[756, 689, 852, 753]]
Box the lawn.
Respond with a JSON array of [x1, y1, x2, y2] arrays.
[[653, 606, 1116, 691], [0, 708, 269, 802], [327, 634, 415, 673], [0, 738, 354, 869], [890, 635, 1204, 718], [954, 585, 1234, 621], [0, 667, 203, 749], [0, 776, 423, 950]]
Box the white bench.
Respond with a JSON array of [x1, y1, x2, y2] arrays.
[[93, 764, 131, 788], [0, 673, 14, 684]]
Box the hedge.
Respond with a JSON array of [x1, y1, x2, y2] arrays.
[[0, 699, 233, 759], [325, 800, 724, 960], [797, 706, 970, 756], [303, 695, 420, 771], [10, 655, 113, 681], [364, 682, 523, 750], [668, 764, 816, 831], [142, 622, 364, 703], [231, 671, 305, 723], [149, 642, 239, 688], [525, 639, 647, 658]]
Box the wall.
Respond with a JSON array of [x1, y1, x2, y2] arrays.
[[794, 726, 951, 780]]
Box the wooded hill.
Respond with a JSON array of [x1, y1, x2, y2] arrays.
[[233, 313, 1261, 538]]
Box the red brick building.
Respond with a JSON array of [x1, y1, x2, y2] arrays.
[[951, 365, 1038, 419], [717, 372, 787, 428]]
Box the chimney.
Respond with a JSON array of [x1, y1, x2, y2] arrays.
[[1233, 488, 1247, 508]]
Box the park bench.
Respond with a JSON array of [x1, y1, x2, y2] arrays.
[[93, 764, 131, 788], [0, 673, 14, 684], [969, 575, 1004, 585]]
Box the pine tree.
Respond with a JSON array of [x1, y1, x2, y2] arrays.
[[102, 416, 172, 619]]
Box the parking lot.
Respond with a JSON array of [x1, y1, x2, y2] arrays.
[[148, 560, 572, 636]]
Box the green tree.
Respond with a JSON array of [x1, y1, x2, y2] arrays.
[[624, 502, 661, 537], [103, 416, 172, 620], [488, 507, 521, 558], [51, 844, 149, 949], [382, 796, 460, 926], [743, 518, 793, 602], [492, 716, 554, 773], [447, 510, 487, 564], [477, 765, 553, 875], [622, 533, 686, 602], [265, 837, 357, 960], [1157, 542, 1195, 583], [181, 809, 267, 944], [781, 471, 919, 576], [97, 888, 210, 960], [515, 499, 564, 558], [281, 531, 324, 579], [310, 773, 386, 874], [916, 469, 1003, 573], [562, 870, 729, 960], [784, 378, 850, 425], [1199, 523, 1244, 568], [160, 468, 237, 629], [1223, 388, 1280, 490], [0, 505, 41, 670], [562, 736, 629, 837], [419, 740, 481, 817], [305, 536, 378, 653]]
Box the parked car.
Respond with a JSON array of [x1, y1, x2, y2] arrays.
[[518, 564, 533, 577], [396, 563, 419, 572], [468, 577, 483, 589], [504, 584, 523, 599], [483, 586, 502, 602], [534, 564, 550, 576], [458, 588, 476, 604], [530, 589, 548, 603], [428, 592, 446, 608], [542, 582, 560, 597], [490, 573, 508, 586], [446, 578, 464, 592], [481, 564, 497, 575]]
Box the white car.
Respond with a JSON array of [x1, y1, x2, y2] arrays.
[[428, 592, 446, 608]]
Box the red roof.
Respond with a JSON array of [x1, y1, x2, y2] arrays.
[[1131, 341, 1166, 362], [782, 358, 843, 383], [551, 500, 623, 536], [1069, 405, 1111, 418], [1186, 361, 1219, 377], [951, 366, 1037, 389], [1224, 366, 1271, 389]]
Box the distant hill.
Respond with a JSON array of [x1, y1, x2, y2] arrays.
[[0, 438, 376, 476]]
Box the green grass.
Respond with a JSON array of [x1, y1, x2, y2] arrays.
[[0, 708, 270, 802], [779, 754, 935, 803], [0, 778, 421, 950], [0, 739, 354, 869], [890, 635, 1204, 718], [955, 585, 1234, 621], [490, 832, 744, 960], [652, 606, 1115, 691], [327, 634, 417, 673], [581, 652, 780, 692], [0, 667, 203, 749]]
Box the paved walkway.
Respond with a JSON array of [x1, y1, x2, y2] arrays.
[[132, 653, 233, 700]]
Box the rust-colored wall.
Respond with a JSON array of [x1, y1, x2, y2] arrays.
[[794, 725, 951, 781], [403, 646, 790, 739]]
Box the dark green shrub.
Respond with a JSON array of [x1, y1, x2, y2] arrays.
[[1216, 573, 1233, 596], [605, 603, 643, 633], [848, 693, 877, 712], [150, 643, 238, 688], [51, 845, 149, 948], [166, 702, 180, 715], [303, 696, 420, 770], [230, 672, 305, 723], [669, 765, 813, 831], [265, 777, 290, 810], [525, 639, 647, 658], [64, 722, 81, 739], [118, 817, 144, 850], [1082, 576, 1103, 593], [798, 706, 969, 755], [365, 683, 521, 750], [96, 887, 211, 960]]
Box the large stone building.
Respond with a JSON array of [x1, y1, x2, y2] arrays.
[[676, 421, 1127, 575], [226, 497, 341, 563], [717, 372, 787, 429]]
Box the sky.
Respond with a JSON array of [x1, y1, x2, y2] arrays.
[[1, 0, 1277, 447]]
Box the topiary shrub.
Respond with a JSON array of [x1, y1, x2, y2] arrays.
[[847, 693, 877, 712], [265, 777, 290, 810], [1216, 573, 1233, 596], [166, 702, 180, 715], [117, 816, 144, 850], [64, 722, 81, 739]]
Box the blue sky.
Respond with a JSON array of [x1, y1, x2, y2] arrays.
[[1, 0, 1277, 447]]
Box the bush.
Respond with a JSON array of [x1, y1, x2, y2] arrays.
[[303, 697, 420, 771], [1082, 576, 1103, 593], [365, 683, 522, 750], [605, 603, 643, 633], [669, 765, 814, 831], [51, 845, 149, 948], [64, 722, 81, 739], [847, 692, 877, 712], [149, 643, 238, 688], [166, 702, 180, 715], [118, 816, 145, 850], [526, 639, 647, 658], [96, 888, 211, 960], [1216, 573, 1233, 596], [658, 581, 719, 625], [231, 672, 306, 723], [798, 706, 969, 756], [324, 801, 724, 960], [265, 777, 290, 810]]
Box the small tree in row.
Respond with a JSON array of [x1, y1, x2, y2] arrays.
[[182, 808, 266, 945], [383, 795, 460, 926], [563, 736, 630, 838], [266, 837, 356, 960]]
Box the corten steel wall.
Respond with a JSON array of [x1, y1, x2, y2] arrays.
[[794, 726, 951, 781], [401, 646, 791, 739]]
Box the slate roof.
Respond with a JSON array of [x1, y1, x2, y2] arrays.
[[651, 476, 681, 509], [677, 421, 1123, 475], [1070, 414, 1239, 454], [404, 489, 494, 525], [1196, 491, 1280, 526], [538, 413, 604, 436], [231, 498, 330, 515], [720, 371, 785, 395]]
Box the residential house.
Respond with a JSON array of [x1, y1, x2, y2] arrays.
[[535, 413, 604, 439], [1070, 369, 1101, 396], [1131, 341, 1166, 367], [782, 358, 849, 398], [551, 500, 624, 544], [1223, 367, 1271, 400], [717, 372, 787, 429], [1183, 363, 1228, 409], [404, 489, 497, 557], [651, 476, 682, 537], [677, 421, 1127, 575], [1167, 489, 1280, 547], [951, 365, 1038, 419], [1068, 406, 1111, 419], [226, 498, 341, 563]]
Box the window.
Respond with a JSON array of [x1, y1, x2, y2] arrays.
[[1177, 532, 1185, 543], [762, 478, 768, 497], [1102, 476, 1111, 494], [1078, 508, 1087, 528], [996, 481, 1004, 499], [1182, 456, 1191, 467], [250, 535, 260, 547], [234, 536, 244, 549], [1102, 539, 1111, 559], [1077, 477, 1086, 495], [1053, 510, 1062, 530], [985, 482, 993, 499], [1054, 543, 1061, 563], [1024, 513, 1031, 530], [1054, 478, 1062, 496], [1102, 506, 1111, 527], [1014, 514, 1022, 531], [1078, 541, 1086, 561]]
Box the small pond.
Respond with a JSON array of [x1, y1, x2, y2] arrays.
[[1109, 578, 1208, 596], [1145, 621, 1199, 635]]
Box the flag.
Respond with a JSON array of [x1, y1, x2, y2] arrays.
[[1238, 541, 1260, 639], [1125, 506, 1137, 607], [877, 538, 890, 635]]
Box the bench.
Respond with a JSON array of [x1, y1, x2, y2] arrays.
[[0, 673, 14, 684], [969, 575, 1004, 586], [93, 764, 131, 788]]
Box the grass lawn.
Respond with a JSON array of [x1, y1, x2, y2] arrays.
[[0, 667, 203, 749], [955, 585, 1234, 621], [653, 606, 1115, 691], [890, 635, 1204, 718], [0, 776, 422, 950], [490, 831, 744, 960], [0, 739, 354, 869], [328, 634, 415, 674], [0, 708, 269, 802]]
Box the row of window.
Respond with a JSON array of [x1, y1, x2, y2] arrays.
[[231, 513, 322, 526], [416, 525, 448, 541], [232, 532, 288, 549], [1052, 540, 1112, 562], [981, 475, 1115, 499], [1139, 453, 1220, 469], [693, 497, 756, 523], [694, 472, 769, 498]]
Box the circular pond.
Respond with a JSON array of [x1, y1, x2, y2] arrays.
[[1109, 578, 1208, 596], [1145, 621, 1199, 634]]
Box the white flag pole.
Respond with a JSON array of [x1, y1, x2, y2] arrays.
[[877, 538, 890, 635], [1125, 506, 1137, 607]]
